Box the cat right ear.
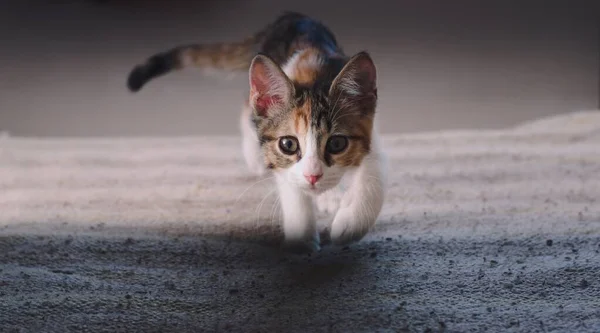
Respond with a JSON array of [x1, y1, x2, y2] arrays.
[[248, 54, 294, 118]]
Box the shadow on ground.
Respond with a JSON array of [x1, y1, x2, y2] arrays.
[[1, 233, 599, 332]]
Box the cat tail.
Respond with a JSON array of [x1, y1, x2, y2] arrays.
[[126, 35, 260, 92]]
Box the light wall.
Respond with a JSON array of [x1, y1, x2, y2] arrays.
[[0, 0, 598, 137]]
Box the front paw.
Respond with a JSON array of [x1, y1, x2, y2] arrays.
[[330, 207, 373, 246], [283, 236, 321, 254]]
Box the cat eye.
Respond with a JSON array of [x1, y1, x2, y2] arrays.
[[326, 135, 349, 154], [278, 136, 299, 155]]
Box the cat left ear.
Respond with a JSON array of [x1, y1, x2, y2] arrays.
[[329, 51, 377, 112], [249, 54, 294, 118]]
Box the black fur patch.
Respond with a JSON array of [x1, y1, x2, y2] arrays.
[[257, 12, 343, 67], [127, 49, 180, 92], [259, 135, 276, 146]]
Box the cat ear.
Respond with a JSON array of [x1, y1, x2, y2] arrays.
[[249, 54, 294, 118], [329, 51, 377, 113]]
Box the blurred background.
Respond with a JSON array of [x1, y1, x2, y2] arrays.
[[0, 0, 598, 137]]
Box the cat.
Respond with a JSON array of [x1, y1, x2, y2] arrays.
[[127, 11, 387, 252]]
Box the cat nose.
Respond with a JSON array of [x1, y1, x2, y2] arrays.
[[304, 173, 323, 185]]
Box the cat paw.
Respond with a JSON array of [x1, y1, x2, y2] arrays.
[[283, 237, 321, 254], [330, 207, 372, 246], [282, 230, 321, 254], [316, 186, 343, 215]]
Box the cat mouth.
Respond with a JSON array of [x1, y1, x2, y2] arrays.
[[286, 176, 337, 194], [302, 183, 331, 195]]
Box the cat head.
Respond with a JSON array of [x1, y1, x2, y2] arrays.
[[248, 51, 377, 194]]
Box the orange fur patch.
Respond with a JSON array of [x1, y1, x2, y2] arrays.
[[288, 48, 322, 86], [293, 98, 311, 135]]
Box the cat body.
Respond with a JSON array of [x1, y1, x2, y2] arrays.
[[127, 12, 387, 252]]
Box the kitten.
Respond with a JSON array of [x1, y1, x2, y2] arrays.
[[127, 12, 387, 252]]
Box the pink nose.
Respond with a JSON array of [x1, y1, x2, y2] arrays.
[[304, 174, 323, 185]]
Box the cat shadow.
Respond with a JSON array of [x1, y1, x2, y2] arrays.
[[194, 230, 383, 286]]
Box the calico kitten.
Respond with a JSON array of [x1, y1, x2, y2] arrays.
[[127, 12, 387, 252]]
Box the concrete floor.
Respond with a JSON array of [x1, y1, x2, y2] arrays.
[[1, 233, 599, 332], [2, 112, 600, 332]]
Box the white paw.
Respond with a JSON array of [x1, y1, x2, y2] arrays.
[[316, 187, 344, 215], [330, 206, 373, 246], [283, 233, 321, 254]]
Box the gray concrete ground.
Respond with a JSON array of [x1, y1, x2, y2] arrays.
[[1, 112, 600, 332], [1, 233, 599, 333]]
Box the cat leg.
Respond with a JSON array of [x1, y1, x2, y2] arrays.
[[276, 176, 320, 253], [239, 103, 266, 176], [330, 148, 387, 246]]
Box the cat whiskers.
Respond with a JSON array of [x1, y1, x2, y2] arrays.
[[366, 174, 384, 184], [254, 187, 278, 228], [269, 195, 281, 225], [233, 176, 275, 207], [366, 174, 385, 188]]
